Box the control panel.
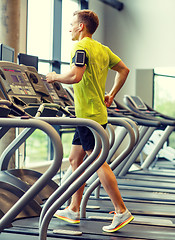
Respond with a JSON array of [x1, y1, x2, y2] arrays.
[[0, 61, 73, 114], [24, 66, 53, 103], [125, 95, 147, 110], [0, 62, 38, 105], [40, 74, 73, 107]]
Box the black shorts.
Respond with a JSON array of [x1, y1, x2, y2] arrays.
[[72, 123, 107, 151]]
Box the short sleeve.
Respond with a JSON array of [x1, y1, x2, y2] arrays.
[[106, 46, 121, 69]]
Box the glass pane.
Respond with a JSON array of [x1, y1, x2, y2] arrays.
[[38, 62, 51, 75], [61, 63, 71, 73], [154, 70, 175, 148], [25, 130, 48, 164], [154, 75, 175, 117], [154, 67, 175, 76], [61, 0, 80, 62], [62, 132, 75, 158], [27, 0, 53, 60]]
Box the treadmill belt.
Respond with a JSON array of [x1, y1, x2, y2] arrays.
[[126, 172, 175, 182], [98, 186, 175, 202], [9, 216, 175, 240], [1, 231, 146, 240], [117, 178, 175, 191], [87, 198, 175, 218]]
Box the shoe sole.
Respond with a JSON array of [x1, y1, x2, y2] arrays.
[[103, 216, 134, 233], [54, 214, 80, 224]]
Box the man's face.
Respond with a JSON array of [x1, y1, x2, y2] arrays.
[[69, 15, 80, 41]]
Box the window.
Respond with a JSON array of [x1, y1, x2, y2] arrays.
[[27, 0, 86, 73], [154, 67, 175, 118], [153, 67, 175, 148], [61, 0, 80, 71], [61, 0, 79, 63], [27, 0, 53, 74], [25, 0, 86, 166]]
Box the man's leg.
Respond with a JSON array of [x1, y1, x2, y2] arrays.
[[86, 149, 126, 213], [95, 160, 134, 232], [54, 144, 86, 223], [69, 144, 86, 212], [97, 161, 126, 213]]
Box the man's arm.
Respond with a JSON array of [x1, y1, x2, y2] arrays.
[[104, 60, 129, 107], [46, 65, 86, 84]]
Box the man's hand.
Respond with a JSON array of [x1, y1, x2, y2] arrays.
[[104, 94, 114, 107], [46, 71, 57, 83]]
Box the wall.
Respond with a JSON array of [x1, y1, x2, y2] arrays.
[[19, 0, 27, 53], [89, 0, 175, 104]]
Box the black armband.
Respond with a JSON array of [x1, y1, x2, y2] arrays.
[[72, 50, 88, 67]]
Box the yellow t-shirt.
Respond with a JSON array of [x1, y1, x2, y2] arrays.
[[71, 37, 121, 125]]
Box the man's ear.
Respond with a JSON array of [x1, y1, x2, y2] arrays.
[[79, 22, 84, 31]]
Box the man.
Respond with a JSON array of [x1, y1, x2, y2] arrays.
[[46, 9, 134, 232]]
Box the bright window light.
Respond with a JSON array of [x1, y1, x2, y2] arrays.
[[27, 0, 53, 60], [61, 0, 80, 63]]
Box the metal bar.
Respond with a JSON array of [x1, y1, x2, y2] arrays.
[[80, 117, 136, 219], [38, 117, 109, 240], [0, 118, 63, 231], [141, 125, 175, 169]]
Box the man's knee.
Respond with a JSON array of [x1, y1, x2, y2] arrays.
[[69, 155, 82, 170]]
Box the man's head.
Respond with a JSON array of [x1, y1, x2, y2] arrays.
[[73, 10, 99, 35], [70, 10, 99, 41]]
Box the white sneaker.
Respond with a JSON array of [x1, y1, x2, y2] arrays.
[[54, 206, 80, 224], [103, 209, 134, 232]]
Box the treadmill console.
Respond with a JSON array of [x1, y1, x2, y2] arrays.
[[39, 74, 73, 107], [39, 74, 64, 107], [23, 66, 53, 103], [125, 95, 147, 110], [53, 82, 73, 107], [0, 62, 55, 106], [0, 61, 73, 117], [0, 62, 37, 104]]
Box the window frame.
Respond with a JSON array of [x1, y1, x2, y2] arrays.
[[35, 0, 89, 74]]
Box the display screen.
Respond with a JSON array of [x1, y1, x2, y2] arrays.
[[0, 62, 37, 97], [18, 53, 38, 71], [129, 96, 147, 110], [11, 75, 19, 83], [0, 44, 15, 62], [76, 52, 85, 64]]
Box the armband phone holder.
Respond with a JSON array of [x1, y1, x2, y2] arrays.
[[72, 50, 88, 67]]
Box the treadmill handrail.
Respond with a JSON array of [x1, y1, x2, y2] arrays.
[[0, 102, 72, 170], [0, 99, 31, 117], [106, 123, 115, 149], [92, 117, 139, 198], [85, 117, 139, 188], [37, 117, 109, 240], [107, 103, 161, 127], [36, 117, 106, 217], [80, 117, 136, 219], [0, 118, 63, 232], [35, 102, 73, 117]]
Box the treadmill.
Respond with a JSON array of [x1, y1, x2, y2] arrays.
[[36, 118, 175, 240], [40, 110, 174, 239], [121, 95, 175, 178], [1, 95, 171, 240], [1, 63, 174, 239], [0, 113, 135, 240], [0, 62, 66, 200], [23, 117, 175, 240]]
